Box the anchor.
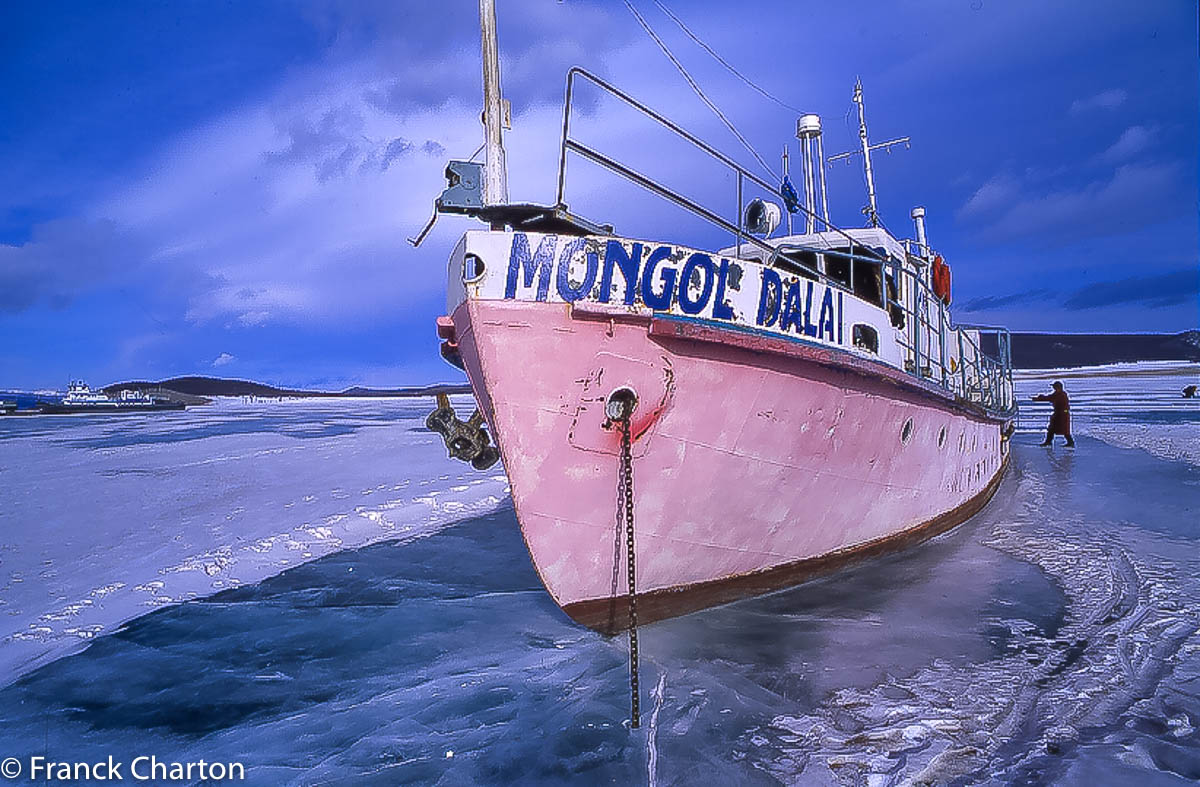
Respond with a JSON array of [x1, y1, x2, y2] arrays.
[[425, 393, 500, 470]]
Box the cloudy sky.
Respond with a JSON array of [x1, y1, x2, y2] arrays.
[[2, 0, 1196, 389]]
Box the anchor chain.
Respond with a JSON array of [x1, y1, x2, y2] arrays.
[[617, 414, 640, 729]]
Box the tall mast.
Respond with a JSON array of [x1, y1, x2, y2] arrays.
[[853, 79, 878, 227], [479, 0, 508, 207], [828, 79, 910, 229]]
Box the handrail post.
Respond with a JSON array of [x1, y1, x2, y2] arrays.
[[992, 361, 999, 410], [974, 355, 982, 407], [849, 249, 855, 312], [939, 304, 947, 385], [909, 269, 918, 374], [919, 290, 927, 377], [556, 69, 577, 206], [958, 330, 967, 399], [736, 172, 743, 258], [1006, 331, 1015, 411]]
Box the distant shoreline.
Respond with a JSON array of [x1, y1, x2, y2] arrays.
[[0, 378, 474, 414], [1008, 330, 1198, 369], [99, 377, 473, 400], [1013, 360, 1199, 379]]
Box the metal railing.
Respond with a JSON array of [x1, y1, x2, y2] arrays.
[[888, 259, 1014, 414], [556, 68, 872, 271], [552, 68, 1015, 417]]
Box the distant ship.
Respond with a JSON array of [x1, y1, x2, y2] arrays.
[[415, 2, 1016, 633], [38, 381, 186, 415]]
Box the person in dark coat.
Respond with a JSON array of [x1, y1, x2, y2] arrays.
[[1032, 381, 1074, 447]]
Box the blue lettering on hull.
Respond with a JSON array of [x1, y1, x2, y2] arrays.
[[502, 233, 848, 348]]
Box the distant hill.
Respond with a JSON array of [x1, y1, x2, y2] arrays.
[[104, 377, 311, 398], [337, 383, 475, 397], [1010, 330, 1200, 369], [103, 376, 472, 399]]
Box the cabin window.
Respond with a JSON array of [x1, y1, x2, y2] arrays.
[[900, 417, 914, 444], [852, 256, 883, 307], [463, 253, 486, 282], [824, 245, 884, 307], [824, 248, 852, 288], [852, 323, 879, 354], [885, 271, 905, 329], [780, 250, 820, 281]]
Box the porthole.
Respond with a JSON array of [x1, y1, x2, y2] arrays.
[[900, 417, 914, 444], [853, 324, 880, 354], [938, 426, 947, 449], [463, 253, 486, 283]]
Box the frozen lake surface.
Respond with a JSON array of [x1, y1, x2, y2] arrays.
[[1, 363, 1197, 785]]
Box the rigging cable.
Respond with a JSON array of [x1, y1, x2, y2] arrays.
[[621, 1, 889, 260], [651, 0, 804, 115], [622, 0, 778, 182]]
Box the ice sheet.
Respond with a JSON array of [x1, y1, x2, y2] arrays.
[[1015, 361, 1200, 466], [0, 396, 508, 682], [1, 369, 1197, 785]]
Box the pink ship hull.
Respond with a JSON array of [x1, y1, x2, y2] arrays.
[[453, 298, 1009, 633]]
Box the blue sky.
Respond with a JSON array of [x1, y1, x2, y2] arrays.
[[2, 0, 1196, 389]]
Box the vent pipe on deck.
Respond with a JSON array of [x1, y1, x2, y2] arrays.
[[796, 114, 826, 234], [911, 206, 928, 252], [816, 128, 830, 228]]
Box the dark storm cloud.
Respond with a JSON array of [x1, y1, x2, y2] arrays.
[[959, 288, 1056, 312], [0, 220, 145, 312], [380, 138, 415, 169], [265, 112, 429, 179], [265, 106, 368, 181], [1062, 269, 1199, 310], [961, 271, 1199, 314], [959, 162, 1186, 245]]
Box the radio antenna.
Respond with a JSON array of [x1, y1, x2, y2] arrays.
[[827, 79, 909, 227]]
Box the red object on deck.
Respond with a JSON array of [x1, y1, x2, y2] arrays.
[[932, 255, 952, 305]]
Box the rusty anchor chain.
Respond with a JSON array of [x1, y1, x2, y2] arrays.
[[604, 387, 640, 729]]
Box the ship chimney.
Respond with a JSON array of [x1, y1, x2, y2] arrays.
[[911, 206, 928, 252], [796, 114, 829, 233]]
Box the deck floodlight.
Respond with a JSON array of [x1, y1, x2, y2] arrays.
[[744, 198, 781, 236]]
